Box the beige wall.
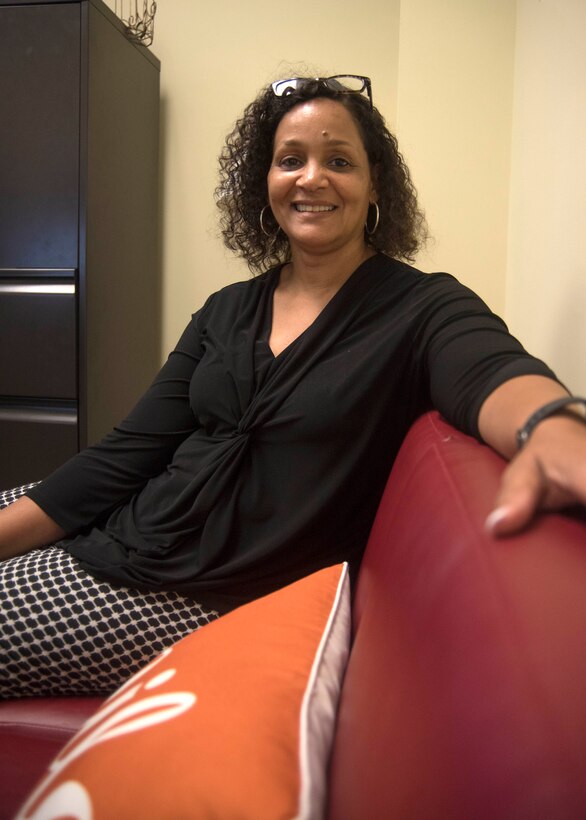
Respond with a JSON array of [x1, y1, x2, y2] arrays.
[[396, 0, 516, 315], [106, 1, 583, 397], [506, 0, 586, 394]]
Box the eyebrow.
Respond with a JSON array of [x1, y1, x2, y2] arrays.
[[277, 138, 356, 149]]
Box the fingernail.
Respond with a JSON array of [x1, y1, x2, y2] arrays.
[[485, 506, 510, 534]]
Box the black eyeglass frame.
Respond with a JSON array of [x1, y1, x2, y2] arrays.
[[270, 74, 373, 110]]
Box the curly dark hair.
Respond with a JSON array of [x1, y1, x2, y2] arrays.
[[216, 78, 428, 272]]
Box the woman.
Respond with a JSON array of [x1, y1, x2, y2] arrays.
[[1, 75, 585, 697]]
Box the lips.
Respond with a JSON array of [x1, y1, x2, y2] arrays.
[[293, 203, 336, 212]]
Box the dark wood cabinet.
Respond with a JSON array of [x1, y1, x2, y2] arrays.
[[0, 0, 161, 486]]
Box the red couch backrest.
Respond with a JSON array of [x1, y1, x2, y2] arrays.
[[328, 412, 586, 820]]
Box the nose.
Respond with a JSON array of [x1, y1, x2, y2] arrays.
[[297, 160, 327, 191]]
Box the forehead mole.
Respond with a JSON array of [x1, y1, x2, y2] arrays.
[[321, 130, 329, 137]]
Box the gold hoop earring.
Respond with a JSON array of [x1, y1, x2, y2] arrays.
[[260, 205, 279, 238], [365, 202, 380, 236]]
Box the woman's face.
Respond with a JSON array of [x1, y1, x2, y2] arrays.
[[267, 98, 376, 258]]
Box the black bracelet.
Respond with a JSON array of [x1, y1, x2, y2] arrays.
[[516, 396, 586, 449]]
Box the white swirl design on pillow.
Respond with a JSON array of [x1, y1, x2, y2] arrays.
[[18, 647, 196, 820]]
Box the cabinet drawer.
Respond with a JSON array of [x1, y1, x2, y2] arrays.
[[0, 281, 76, 398], [0, 404, 78, 487], [0, 2, 80, 269]]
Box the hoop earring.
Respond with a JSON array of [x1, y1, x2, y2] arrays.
[[365, 202, 380, 236], [260, 205, 279, 238]]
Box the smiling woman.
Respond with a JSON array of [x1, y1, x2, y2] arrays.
[[216, 76, 427, 273], [267, 99, 376, 266], [1, 74, 585, 700], [263, 97, 380, 356]]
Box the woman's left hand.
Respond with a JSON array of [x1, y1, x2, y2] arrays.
[[485, 414, 586, 535], [477, 375, 586, 536]]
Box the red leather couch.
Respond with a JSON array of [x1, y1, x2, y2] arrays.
[[1, 411, 585, 819]]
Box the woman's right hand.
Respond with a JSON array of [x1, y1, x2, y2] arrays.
[[0, 496, 66, 561]]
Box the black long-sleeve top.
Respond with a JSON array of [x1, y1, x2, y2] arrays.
[[28, 255, 557, 612]]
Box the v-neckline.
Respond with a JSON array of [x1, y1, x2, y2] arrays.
[[263, 255, 378, 360], [264, 270, 315, 360]]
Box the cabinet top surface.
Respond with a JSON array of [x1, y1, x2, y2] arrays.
[[0, 0, 160, 69]]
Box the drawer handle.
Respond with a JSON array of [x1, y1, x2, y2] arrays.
[[0, 284, 75, 295], [0, 408, 77, 424]]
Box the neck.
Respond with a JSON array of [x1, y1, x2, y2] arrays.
[[284, 242, 375, 295]]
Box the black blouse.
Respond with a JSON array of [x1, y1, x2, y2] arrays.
[[28, 255, 557, 611]]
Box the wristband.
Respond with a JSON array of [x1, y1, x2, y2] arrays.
[[516, 396, 586, 449]]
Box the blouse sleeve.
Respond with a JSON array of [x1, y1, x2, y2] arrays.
[[413, 274, 560, 438], [27, 303, 211, 533]]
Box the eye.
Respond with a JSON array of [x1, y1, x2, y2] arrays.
[[329, 157, 352, 169], [276, 156, 302, 169]]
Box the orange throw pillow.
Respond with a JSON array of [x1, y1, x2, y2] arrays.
[[18, 563, 350, 820]]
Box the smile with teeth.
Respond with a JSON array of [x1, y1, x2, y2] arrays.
[[293, 204, 336, 212]]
